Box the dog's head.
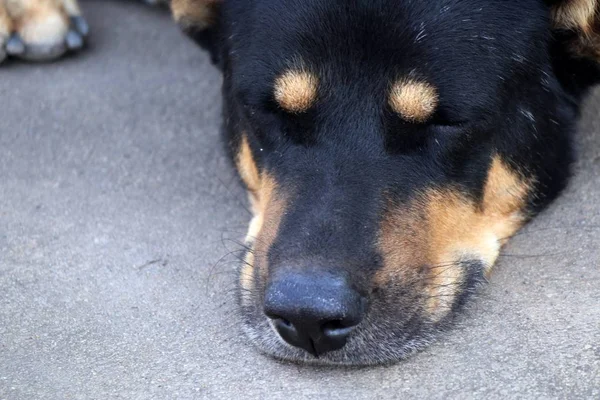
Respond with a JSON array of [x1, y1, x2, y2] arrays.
[[173, 0, 600, 365]]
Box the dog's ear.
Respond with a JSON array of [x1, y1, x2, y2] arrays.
[[548, 0, 600, 64], [170, 0, 222, 64]]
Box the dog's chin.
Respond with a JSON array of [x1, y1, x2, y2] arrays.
[[240, 317, 438, 367]]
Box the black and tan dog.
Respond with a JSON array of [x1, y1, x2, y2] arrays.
[[4, 0, 599, 365]]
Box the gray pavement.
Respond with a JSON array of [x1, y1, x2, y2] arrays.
[[1, 1, 599, 399]]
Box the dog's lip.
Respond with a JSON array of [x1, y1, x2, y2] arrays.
[[253, 328, 426, 367], [240, 249, 486, 364], [237, 303, 439, 366]]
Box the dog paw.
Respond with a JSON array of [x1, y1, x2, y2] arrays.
[[1, 0, 88, 63], [141, 0, 170, 6], [0, 3, 10, 63]]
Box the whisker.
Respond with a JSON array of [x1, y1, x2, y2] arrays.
[[498, 250, 570, 259], [205, 249, 248, 293], [501, 223, 600, 242], [216, 174, 253, 217]]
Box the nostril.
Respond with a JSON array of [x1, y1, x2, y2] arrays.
[[323, 316, 361, 338], [273, 317, 295, 332], [280, 318, 292, 328], [267, 315, 295, 331], [269, 317, 317, 355]]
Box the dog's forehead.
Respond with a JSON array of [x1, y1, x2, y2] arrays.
[[248, 3, 541, 60], [231, 0, 549, 113]]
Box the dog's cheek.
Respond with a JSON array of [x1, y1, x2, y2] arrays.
[[236, 134, 261, 216], [375, 156, 532, 321], [374, 197, 432, 323], [235, 134, 289, 297], [423, 156, 532, 318], [240, 182, 287, 302]]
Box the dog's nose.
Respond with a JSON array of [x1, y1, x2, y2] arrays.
[[264, 273, 365, 357]]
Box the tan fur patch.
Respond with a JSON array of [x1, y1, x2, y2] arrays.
[[0, 2, 12, 37], [4, 0, 26, 19], [5, 0, 69, 44], [236, 134, 288, 300], [237, 134, 261, 208], [389, 79, 438, 123], [249, 176, 284, 263], [552, 0, 600, 63], [239, 175, 286, 301], [274, 70, 319, 113], [239, 249, 256, 297], [551, 0, 598, 32], [170, 0, 221, 30], [377, 156, 531, 319]]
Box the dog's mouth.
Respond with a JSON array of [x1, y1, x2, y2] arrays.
[[238, 253, 488, 366]]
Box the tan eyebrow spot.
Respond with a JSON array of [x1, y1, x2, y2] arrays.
[[389, 79, 439, 123], [274, 70, 318, 113]]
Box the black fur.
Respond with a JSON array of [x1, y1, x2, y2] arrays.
[[183, 0, 599, 365]]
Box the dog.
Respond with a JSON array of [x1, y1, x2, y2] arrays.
[[3, 0, 599, 366]]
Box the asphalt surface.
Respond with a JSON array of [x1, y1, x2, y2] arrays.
[[1, 1, 599, 399]]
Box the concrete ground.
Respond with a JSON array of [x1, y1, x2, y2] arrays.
[[1, 1, 599, 399]]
